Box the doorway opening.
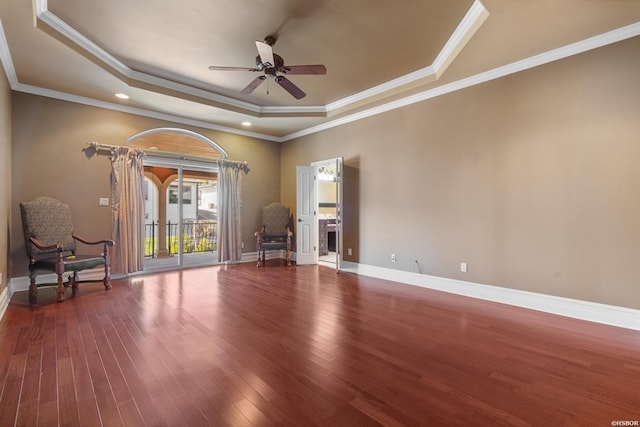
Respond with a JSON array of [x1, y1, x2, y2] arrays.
[[296, 157, 343, 270], [317, 163, 338, 266], [142, 167, 218, 271]]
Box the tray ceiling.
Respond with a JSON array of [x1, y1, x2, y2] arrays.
[[0, 0, 639, 141]]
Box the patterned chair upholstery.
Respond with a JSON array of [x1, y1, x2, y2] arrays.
[[20, 197, 115, 302], [255, 202, 293, 267]]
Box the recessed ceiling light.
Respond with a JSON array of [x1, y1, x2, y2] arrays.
[[115, 93, 129, 99], [241, 121, 252, 127]]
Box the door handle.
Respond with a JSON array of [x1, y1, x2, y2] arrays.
[[298, 218, 302, 222]]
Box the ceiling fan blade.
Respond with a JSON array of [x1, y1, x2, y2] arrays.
[[209, 65, 259, 72], [241, 75, 267, 94], [255, 41, 275, 67], [275, 76, 306, 99], [281, 64, 327, 75]]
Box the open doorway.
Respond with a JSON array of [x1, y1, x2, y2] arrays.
[[296, 157, 343, 270], [316, 163, 338, 266]]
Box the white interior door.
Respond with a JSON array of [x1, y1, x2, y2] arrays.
[[296, 165, 315, 265]]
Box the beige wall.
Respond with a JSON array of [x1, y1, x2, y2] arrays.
[[10, 93, 280, 278], [281, 36, 640, 309], [0, 65, 10, 294], [7, 36, 640, 310]]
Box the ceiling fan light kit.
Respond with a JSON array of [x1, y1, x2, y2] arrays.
[[208, 36, 326, 99]]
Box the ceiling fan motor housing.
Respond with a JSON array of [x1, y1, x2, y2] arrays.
[[255, 53, 285, 73]]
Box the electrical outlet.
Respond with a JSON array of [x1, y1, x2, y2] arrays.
[[241, 241, 244, 249], [391, 253, 397, 262], [348, 248, 352, 256], [99, 197, 109, 206], [460, 262, 468, 273]]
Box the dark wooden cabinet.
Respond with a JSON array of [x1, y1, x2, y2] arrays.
[[319, 219, 336, 255], [319, 219, 328, 255]]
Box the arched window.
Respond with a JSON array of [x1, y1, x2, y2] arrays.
[[129, 128, 224, 270], [127, 127, 228, 160]]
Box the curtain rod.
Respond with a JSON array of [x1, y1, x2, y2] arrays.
[[86, 141, 249, 167]]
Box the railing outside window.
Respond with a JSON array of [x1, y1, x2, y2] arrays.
[[144, 220, 217, 257]]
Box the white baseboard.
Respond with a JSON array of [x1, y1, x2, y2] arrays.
[[10, 258, 634, 331], [255, 249, 293, 263], [10, 268, 118, 293], [8, 251, 277, 292], [340, 261, 640, 331]]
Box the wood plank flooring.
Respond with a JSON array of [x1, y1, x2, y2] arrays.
[[1, 261, 639, 426]]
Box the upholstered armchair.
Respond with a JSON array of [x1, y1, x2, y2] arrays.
[[255, 202, 293, 267], [20, 197, 115, 302]]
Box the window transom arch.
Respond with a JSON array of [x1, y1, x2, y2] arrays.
[[127, 127, 228, 160]]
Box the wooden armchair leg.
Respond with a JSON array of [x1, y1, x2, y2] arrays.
[[256, 233, 263, 267], [29, 270, 37, 299], [103, 242, 112, 290], [56, 273, 65, 302], [56, 251, 65, 302], [70, 272, 78, 289], [103, 262, 112, 290]]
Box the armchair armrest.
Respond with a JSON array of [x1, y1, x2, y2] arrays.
[[28, 236, 63, 252], [72, 234, 115, 247]]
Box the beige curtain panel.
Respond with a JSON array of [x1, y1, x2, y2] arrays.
[[110, 146, 145, 274], [217, 161, 248, 263]]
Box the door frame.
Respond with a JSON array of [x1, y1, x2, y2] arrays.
[[297, 157, 344, 270]]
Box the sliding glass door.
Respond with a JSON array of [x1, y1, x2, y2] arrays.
[[143, 156, 218, 271]]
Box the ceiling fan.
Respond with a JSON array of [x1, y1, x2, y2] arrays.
[[208, 36, 327, 100]]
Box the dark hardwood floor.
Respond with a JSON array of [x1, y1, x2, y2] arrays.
[[1, 261, 639, 426]]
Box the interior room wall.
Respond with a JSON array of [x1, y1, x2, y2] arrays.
[[280, 36, 640, 310], [0, 66, 10, 295], [318, 180, 337, 217], [10, 93, 280, 279], [318, 181, 336, 204]]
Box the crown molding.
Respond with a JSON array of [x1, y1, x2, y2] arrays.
[[326, 0, 488, 112], [2, 9, 639, 143], [281, 21, 640, 141], [32, 0, 487, 118], [432, 0, 489, 77], [13, 81, 283, 142], [33, 0, 268, 116], [0, 19, 282, 142], [0, 19, 17, 87]]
